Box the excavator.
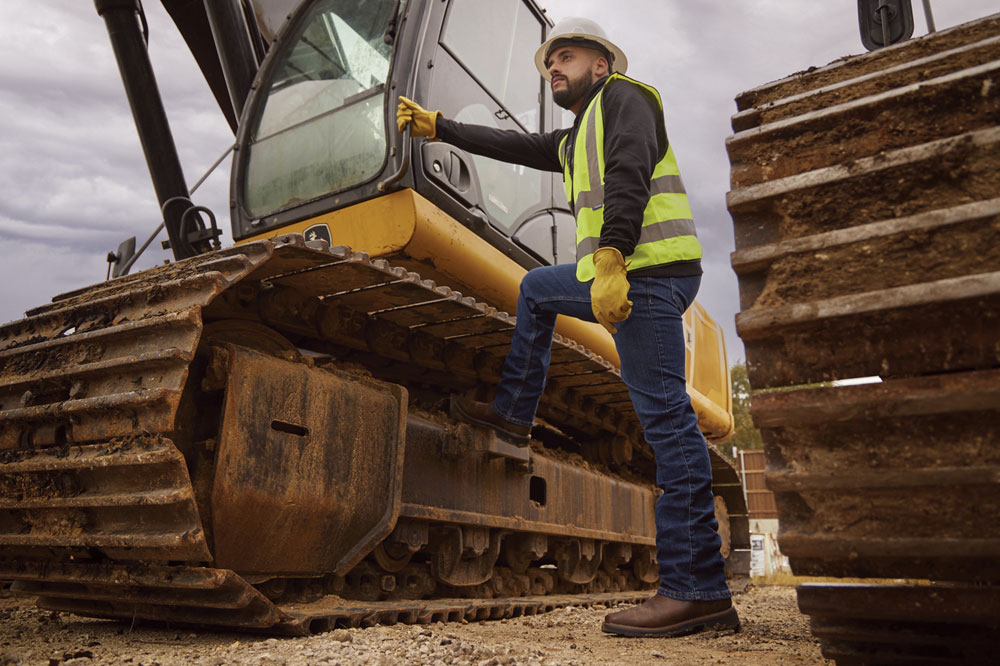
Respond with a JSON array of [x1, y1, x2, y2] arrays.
[[0, 0, 748, 633], [728, 2, 999, 664]]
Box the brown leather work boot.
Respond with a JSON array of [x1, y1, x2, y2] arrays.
[[451, 393, 531, 443], [602, 593, 739, 637]]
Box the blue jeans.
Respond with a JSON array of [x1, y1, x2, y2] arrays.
[[493, 263, 730, 601]]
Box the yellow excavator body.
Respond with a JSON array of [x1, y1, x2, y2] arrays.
[[240, 188, 734, 441]]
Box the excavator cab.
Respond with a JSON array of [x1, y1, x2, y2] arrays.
[[232, 0, 576, 270]]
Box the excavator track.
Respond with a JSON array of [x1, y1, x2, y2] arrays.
[[0, 234, 748, 632], [727, 13, 1000, 665], [1, 558, 652, 635], [0, 234, 730, 468]]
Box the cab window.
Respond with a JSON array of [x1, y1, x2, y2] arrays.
[[243, 0, 397, 218], [433, 0, 545, 234], [441, 0, 542, 133]]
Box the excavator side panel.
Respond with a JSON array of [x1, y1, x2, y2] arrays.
[[210, 346, 407, 575]]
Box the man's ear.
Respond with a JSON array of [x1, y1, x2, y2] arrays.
[[594, 55, 610, 77]]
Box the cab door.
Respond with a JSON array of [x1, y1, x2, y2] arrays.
[[411, 0, 564, 268]]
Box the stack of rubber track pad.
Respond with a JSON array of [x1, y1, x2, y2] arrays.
[[727, 13, 1000, 666]]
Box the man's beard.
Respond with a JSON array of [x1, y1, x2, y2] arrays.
[[553, 72, 591, 110]]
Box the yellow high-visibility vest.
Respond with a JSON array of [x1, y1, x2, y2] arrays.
[[559, 73, 702, 281]]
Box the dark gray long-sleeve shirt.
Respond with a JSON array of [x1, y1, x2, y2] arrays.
[[435, 75, 701, 277]]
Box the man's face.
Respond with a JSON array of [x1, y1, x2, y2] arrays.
[[546, 45, 606, 111]]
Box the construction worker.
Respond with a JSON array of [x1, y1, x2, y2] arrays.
[[397, 18, 737, 638]]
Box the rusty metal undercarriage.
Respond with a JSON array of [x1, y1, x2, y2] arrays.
[[727, 13, 1000, 665], [0, 236, 748, 633]]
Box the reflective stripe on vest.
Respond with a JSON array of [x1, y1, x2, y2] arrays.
[[559, 73, 702, 282]]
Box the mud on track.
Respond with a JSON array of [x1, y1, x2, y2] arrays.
[[0, 585, 829, 665]]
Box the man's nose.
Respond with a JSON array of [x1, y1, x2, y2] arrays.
[[548, 61, 560, 78]]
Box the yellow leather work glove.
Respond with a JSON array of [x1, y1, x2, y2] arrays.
[[396, 96, 442, 139], [591, 247, 633, 335]]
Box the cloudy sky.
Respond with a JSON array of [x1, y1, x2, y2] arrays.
[[1, 1, 995, 364]]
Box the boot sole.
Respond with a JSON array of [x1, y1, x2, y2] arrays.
[[601, 607, 740, 638], [450, 395, 530, 443]]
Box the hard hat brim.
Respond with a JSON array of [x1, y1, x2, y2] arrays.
[[534, 32, 628, 81]]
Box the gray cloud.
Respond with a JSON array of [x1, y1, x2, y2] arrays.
[[0, 1, 233, 323], [1, 0, 996, 365]]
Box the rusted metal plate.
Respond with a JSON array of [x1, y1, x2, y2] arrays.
[[332, 279, 445, 313], [265, 255, 400, 298], [588, 395, 632, 409], [1, 272, 226, 354], [547, 359, 610, 377], [738, 276, 1000, 387], [549, 345, 587, 364], [571, 382, 630, 398], [797, 583, 999, 665], [240, 239, 346, 283], [0, 436, 210, 561], [211, 346, 407, 575], [752, 368, 1000, 428], [372, 293, 487, 327], [444, 330, 516, 348], [281, 591, 651, 634], [548, 355, 614, 379], [778, 534, 1000, 582], [548, 371, 620, 389], [418, 314, 512, 338], [27, 243, 271, 318]]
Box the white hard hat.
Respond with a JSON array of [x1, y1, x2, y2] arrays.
[[534, 17, 628, 81]]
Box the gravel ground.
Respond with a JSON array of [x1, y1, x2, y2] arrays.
[[0, 585, 831, 666]]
